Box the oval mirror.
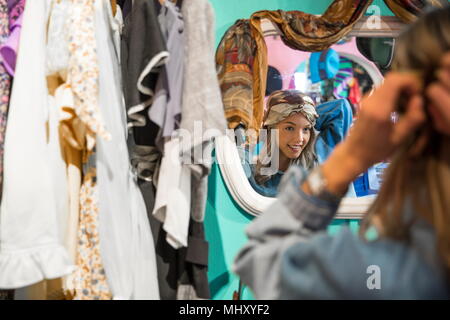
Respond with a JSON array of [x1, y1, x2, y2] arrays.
[[215, 16, 407, 218]]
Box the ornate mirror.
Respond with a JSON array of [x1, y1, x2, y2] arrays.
[[214, 2, 411, 218]]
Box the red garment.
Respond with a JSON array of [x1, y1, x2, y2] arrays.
[[348, 77, 362, 115]]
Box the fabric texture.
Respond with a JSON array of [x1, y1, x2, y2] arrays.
[[0, 0, 75, 289], [238, 145, 284, 198], [148, 0, 184, 150], [46, 0, 70, 80], [180, 0, 227, 223], [152, 138, 191, 249], [67, 0, 111, 154], [233, 165, 450, 299], [0, 0, 23, 200], [54, 84, 84, 295], [65, 0, 112, 300], [150, 1, 188, 250], [46, 0, 80, 297], [264, 101, 318, 128], [216, 0, 373, 134], [0, 0, 11, 200], [333, 56, 354, 99], [43, 0, 113, 299], [95, 0, 159, 299], [170, 0, 227, 300], [121, 0, 167, 183], [384, 0, 447, 23], [72, 168, 112, 300], [314, 98, 353, 163], [0, 2, 23, 298], [0, 0, 25, 77]]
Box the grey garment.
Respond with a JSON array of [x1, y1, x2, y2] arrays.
[[120, 0, 167, 117], [176, 218, 211, 300], [180, 0, 227, 222], [138, 180, 210, 300], [138, 179, 178, 299], [173, 0, 227, 300], [121, 0, 166, 180], [148, 0, 184, 151], [233, 165, 450, 300]]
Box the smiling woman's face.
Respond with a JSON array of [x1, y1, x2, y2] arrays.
[[276, 112, 312, 160]]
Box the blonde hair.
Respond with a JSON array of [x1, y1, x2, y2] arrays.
[[254, 90, 318, 185], [360, 6, 450, 279]]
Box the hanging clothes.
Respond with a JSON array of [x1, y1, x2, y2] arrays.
[[120, 0, 172, 300], [0, 0, 24, 77], [0, 0, 24, 200], [151, 0, 190, 251], [0, 0, 10, 201], [46, 0, 81, 298], [95, 0, 159, 299], [0, 0, 14, 300], [64, 0, 112, 300], [150, 0, 191, 252], [67, 0, 111, 153], [150, 0, 227, 300], [0, 0, 75, 290], [72, 167, 112, 300], [121, 0, 168, 183], [180, 0, 227, 223], [333, 56, 354, 99], [43, 0, 113, 299], [148, 0, 184, 150], [174, 0, 228, 300], [348, 77, 362, 114]]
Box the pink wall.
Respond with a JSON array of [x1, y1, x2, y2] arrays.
[[265, 35, 381, 89]]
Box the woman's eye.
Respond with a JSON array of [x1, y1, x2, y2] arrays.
[[285, 126, 294, 131], [303, 127, 311, 133]]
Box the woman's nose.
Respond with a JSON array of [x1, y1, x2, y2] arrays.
[[296, 131, 305, 144]]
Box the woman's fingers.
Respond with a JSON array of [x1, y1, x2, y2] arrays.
[[423, 52, 450, 136], [392, 95, 425, 145], [441, 52, 450, 70], [378, 73, 422, 110], [437, 52, 450, 90], [428, 102, 450, 135]]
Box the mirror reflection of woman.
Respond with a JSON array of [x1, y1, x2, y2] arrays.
[[239, 90, 319, 197]]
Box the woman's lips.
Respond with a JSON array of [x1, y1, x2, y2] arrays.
[[288, 144, 303, 153]]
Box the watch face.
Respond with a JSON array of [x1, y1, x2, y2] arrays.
[[308, 168, 324, 194]]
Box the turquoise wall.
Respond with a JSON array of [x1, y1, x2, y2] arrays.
[[209, 0, 394, 48], [205, 161, 361, 300]]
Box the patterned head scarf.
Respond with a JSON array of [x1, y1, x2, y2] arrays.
[[263, 90, 318, 128]]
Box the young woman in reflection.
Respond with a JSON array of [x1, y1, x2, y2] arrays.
[[240, 90, 319, 197], [234, 6, 450, 299], [240, 89, 353, 197]]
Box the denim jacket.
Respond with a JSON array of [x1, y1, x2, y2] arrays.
[[233, 165, 450, 299]]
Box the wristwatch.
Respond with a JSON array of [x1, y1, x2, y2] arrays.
[[306, 166, 343, 203]]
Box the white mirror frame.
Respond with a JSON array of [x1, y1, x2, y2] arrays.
[[216, 16, 406, 218], [215, 134, 375, 219]]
